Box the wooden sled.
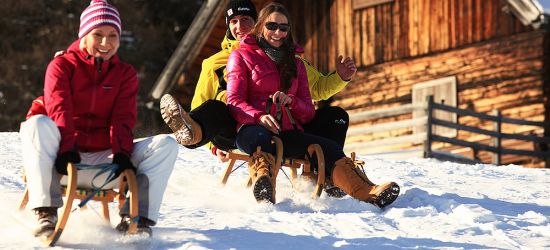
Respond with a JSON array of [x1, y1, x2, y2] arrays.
[[19, 163, 139, 246], [221, 136, 326, 199]]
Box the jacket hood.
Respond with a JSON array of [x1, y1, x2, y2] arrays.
[[221, 34, 241, 54]]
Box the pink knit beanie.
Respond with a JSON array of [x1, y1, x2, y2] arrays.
[[78, 0, 122, 38]]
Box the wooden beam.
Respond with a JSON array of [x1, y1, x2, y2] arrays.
[[347, 116, 427, 136], [353, 0, 393, 10], [149, 0, 229, 101], [344, 132, 427, 151]]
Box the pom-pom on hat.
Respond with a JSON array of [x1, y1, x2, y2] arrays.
[[79, 0, 121, 38], [225, 0, 257, 25]]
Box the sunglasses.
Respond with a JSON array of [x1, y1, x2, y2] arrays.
[[265, 22, 290, 32]]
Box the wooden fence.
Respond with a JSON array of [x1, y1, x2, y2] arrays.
[[345, 95, 550, 168], [344, 103, 427, 154], [424, 96, 550, 167]]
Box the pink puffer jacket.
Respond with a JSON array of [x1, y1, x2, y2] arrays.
[[226, 35, 315, 132]]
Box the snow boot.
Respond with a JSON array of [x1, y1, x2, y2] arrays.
[[248, 150, 276, 203], [323, 179, 347, 198], [160, 94, 202, 145], [331, 157, 400, 208], [33, 207, 57, 238], [301, 171, 346, 198], [115, 215, 154, 237]]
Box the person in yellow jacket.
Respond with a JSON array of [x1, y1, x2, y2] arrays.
[[161, 0, 356, 195]]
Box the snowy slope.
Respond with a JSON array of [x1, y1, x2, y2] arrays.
[[1, 132, 549, 249]]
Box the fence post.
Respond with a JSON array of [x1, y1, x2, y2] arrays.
[[423, 95, 434, 158], [492, 110, 502, 165]]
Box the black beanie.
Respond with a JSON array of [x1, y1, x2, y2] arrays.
[[225, 0, 258, 25]]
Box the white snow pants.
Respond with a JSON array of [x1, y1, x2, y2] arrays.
[[20, 115, 179, 222]]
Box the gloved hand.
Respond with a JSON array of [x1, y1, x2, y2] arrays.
[[54, 151, 81, 175], [112, 153, 136, 177]]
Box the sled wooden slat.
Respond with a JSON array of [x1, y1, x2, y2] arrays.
[[44, 162, 78, 246], [122, 170, 139, 234], [19, 163, 139, 246]]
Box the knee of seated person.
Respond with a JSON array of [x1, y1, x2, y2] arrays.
[[203, 99, 227, 110], [328, 106, 349, 121], [26, 114, 48, 123], [24, 114, 56, 129], [154, 134, 178, 149], [253, 130, 272, 143]]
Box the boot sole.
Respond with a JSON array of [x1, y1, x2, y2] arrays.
[[375, 183, 400, 208], [34, 225, 55, 238], [160, 94, 184, 132], [253, 176, 274, 203], [324, 186, 347, 198], [160, 94, 197, 145]]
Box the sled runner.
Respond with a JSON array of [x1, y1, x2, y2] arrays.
[[19, 163, 139, 246], [221, 136, 327, 199]]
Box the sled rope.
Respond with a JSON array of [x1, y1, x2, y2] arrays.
[[70, 163, 119, 212], [230, 161, 247, 174], [278, 167, 294, 189], [266, 98, 298, 131], [354, 159, 367, 176]]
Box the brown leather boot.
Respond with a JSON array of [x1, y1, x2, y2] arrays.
[[160, 94, 203, 145], [331, 157, 400, 208], [248, 151, 276, 203], [300, 171, 346, 198]]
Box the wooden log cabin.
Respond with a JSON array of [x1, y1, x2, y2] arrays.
[[153, 0, 548, 167]]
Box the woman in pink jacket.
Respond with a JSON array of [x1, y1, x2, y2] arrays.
[[19, 0, 178, 238], [227, 3, 400, 206]]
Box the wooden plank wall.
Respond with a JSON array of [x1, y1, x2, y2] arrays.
[[278, 0, 543, 165], [175, 0, 535, 113], [280, 0, 334, 73], [334, 30, 545, 165], [280, 0, 531, 73]]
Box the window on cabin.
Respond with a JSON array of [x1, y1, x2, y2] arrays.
[[352, 0, 394, 10], [412, 76, 457, 137]]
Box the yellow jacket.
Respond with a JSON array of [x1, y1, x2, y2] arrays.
[[191, 35, 349, 110]]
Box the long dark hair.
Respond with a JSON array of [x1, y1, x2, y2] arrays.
[[252, 3, 296, 92]]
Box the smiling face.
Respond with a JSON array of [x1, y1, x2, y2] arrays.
[[261, 12, 289, 48], [81, 25, 120, 60], [229, 15, 255, 41]]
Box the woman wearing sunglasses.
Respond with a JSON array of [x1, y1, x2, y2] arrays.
[[226, 3, 400, 207]]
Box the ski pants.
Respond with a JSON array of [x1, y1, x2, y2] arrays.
[[187, 100, 349, 150], [19, 115, 178, 223]]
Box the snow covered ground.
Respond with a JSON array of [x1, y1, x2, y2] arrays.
[[1, 131, 549, 249]]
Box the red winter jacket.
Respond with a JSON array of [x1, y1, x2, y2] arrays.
[[226, 35, 315, 132], [36, 40, 138, 156], [26, 96, 46, 120]]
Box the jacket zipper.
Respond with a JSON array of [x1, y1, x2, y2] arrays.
[[85, 57, 102, 147]]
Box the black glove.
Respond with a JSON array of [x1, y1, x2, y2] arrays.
[[112, 153, 136, 177], [54, 151, 81, 175]]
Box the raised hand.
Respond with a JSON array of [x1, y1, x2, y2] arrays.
[[336, 55, 357, 81]]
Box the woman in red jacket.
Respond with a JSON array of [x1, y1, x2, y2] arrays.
[[19, 0, 178, 238], [227, 3, 400, 206]]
